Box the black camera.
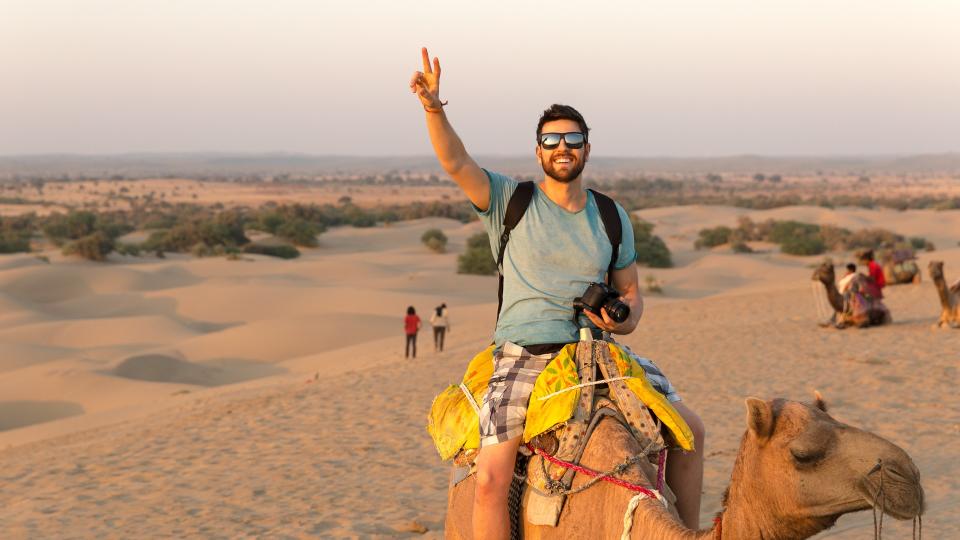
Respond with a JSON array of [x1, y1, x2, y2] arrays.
[[573, 282, 630, 323]]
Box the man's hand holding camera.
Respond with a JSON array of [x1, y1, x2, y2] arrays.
[[575, 282, 641, 334]]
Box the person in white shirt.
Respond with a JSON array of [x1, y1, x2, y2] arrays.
[[838, 263, 858, 294], [430, 303, 450, 352]]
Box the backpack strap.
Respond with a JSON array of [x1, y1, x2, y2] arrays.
[[588, 188, 622, 284], [496, 181, 535, 321]]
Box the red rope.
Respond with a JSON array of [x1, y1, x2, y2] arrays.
[[526, 443, 662, 501]]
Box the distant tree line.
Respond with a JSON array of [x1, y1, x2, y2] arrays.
[[0, 197, 478, 261], [695, 216, 935, 256]]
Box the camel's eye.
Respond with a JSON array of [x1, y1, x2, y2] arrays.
[[791, 448, 825, 466]]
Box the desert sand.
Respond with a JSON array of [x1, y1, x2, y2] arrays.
[[1, 205, 958, 538]]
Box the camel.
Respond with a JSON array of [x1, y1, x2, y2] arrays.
[[928, 260, 960, 328], [881, 248, 921, 285], [812, 262, 891, 328], [445, 396, 924, 539]]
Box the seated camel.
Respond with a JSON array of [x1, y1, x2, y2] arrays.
[[812, 262, 891, 328], [445, 395, 924, 539], [928, 260, 960, 328]]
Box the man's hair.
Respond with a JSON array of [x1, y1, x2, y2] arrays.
[[536, 104, 590, 142], [846, 263, 857, 273]]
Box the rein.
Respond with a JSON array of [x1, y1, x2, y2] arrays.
[[866, 459, 922, 540]]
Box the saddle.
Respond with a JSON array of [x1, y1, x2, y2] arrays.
[[441, 338, 688, 527]]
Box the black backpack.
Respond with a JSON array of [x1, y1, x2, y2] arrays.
[[495, 181, 623, 321]]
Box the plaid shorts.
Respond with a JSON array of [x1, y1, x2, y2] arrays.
[[478, 341, 682, 447]]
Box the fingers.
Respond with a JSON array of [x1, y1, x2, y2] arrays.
[[409, 71, 422, 92], [433, 56, 441, 77], [421, 47, 432, 74], [599, 307, 614, 327], [583, 310, 606, 329]]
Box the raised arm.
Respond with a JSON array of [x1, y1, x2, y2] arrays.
[[410, 47, 490, 210]]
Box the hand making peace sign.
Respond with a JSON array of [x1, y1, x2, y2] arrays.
[[409, 47, 446, 112]]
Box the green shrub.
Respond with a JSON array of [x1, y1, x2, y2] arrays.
[[694, 226, 732, 249], [191, 242, 212, 258], [644, 274, 663, 293], [275, 219, 320, 247], [731, 241, 753, 253], [768, 221, 820, 245], [63, 232, 114, 261], [632, 217, 672, 268], [421, 228, 448, 253], [909, 237, 935, 251], [243, 243, 300, 259], [115, 243, 141, 256], [457, 232, 497, 275], [0, 232, 31, 253], [780, 234, 826, 256]]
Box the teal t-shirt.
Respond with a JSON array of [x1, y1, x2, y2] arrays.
[[476, 170, 637, 347]]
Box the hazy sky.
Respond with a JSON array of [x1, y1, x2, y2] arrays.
[[3, 0, 958, 156]]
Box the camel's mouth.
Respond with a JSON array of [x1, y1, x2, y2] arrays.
[[857, 470, 925, 520]]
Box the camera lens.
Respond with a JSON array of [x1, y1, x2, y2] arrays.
[[604, 299, 630, 323]]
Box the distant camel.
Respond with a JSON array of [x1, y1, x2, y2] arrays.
[[812, 262, 891, 328], [928, 260, 960, 328], [445, 396, 924, 539], [881, 248, 921, 285]]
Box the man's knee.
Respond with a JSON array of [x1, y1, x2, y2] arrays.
[[474, 462, 513, 502], [474, 439, 521, 502], [676, 403, 706, 449]]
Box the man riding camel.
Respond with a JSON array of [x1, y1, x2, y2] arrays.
[[410, 47, 705, 539]]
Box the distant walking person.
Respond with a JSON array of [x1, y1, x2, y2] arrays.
[[430, 303, 451, 352], [404, 306, 421, 358]]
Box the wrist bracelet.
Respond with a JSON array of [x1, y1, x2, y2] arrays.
[[424, 100, 449, 113]]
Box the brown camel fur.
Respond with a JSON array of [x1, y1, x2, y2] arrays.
[[812, 262, 891, 328], [445, 396, 924, 540], [928, 260, 960, 328]]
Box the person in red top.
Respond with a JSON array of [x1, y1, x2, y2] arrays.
[[861, 250, 886, 299], [404, 306, 422, 359]]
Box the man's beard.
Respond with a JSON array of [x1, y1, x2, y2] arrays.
[[540, 154, 585, 183]]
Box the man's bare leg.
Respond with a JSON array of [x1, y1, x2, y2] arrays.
[[667, 401, 706, 529], [473, 436, 522, 540]]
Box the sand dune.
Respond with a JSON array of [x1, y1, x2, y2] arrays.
[[0, 207, 958, 538]]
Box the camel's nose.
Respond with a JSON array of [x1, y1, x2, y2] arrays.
[[860, 450, 925, 518]]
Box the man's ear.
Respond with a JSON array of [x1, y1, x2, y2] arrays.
[[535, 144, 542, 161], [745, 397, 774, 443], [584, 142, 590, 163]]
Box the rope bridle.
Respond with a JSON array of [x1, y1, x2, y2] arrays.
[[866, 459, 923, 540]]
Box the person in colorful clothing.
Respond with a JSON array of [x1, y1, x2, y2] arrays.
[[410, 48, 705, 538], [860, 250, 886, 299]]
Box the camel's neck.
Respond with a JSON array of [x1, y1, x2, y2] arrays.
[[821, 279, 844, 313], [625, 503, 715, 540], [719, 488, 824, 540], [932, 273, 953, 310]]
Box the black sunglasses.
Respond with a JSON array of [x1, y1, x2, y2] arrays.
[[538, 132, 586, 150]]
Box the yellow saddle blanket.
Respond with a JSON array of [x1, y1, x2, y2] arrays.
[[427, 343, 694, 461]]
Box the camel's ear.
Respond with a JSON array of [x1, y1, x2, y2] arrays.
[[813, 390, 828, 412], [745, 397, 774, 442]]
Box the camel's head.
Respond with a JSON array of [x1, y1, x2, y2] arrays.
[[929, 260, 944, 281], [811, 262, 835, 286], [726, 396, 924, 536]]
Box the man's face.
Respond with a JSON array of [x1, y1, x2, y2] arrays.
[[536, 119, 590, 184]]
